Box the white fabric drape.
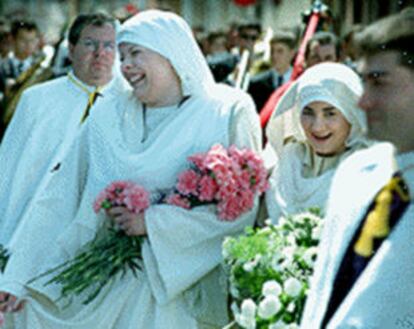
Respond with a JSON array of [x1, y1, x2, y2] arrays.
[[0, 72, 127, 246], [264, 63, 370, 223], [0, 10, 261, 329], [301, 142, 414, 329]]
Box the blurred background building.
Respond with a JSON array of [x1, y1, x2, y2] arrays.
[[0, 0, 413, 45], [0, 0, 414, 135]]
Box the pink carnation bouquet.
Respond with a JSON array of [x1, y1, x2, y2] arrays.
[[30, 181, 150, 306], [166, 144, 268, 220], [93, 180, 150, 214]]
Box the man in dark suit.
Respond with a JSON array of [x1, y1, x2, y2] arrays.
[[248, 31, 296, 111]]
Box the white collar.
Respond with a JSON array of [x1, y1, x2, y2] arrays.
[[67, 71, 113, 95]]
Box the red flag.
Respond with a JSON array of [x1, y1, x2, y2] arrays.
[[233, 0, 256, 6], [259, 12, 320, 128]]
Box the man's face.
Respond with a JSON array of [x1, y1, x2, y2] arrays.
[[238, 28, 259, 53], [69, 23, 115, 87], [271, 42, 294, 73], [14, 29, 39, 60], [358, 51, 414, 152], [306, 41, 337, 67], [209, 36, 228, 55]]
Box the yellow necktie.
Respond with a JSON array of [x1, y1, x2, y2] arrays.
[[67, 73, 102, 124], [354, 174, 410, 257], [79, 88, 101, 124]]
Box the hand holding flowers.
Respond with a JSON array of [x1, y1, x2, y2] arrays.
[[106, 207, 146, 236], [29, 181, 150, 306], [0, 292, 25, 314]]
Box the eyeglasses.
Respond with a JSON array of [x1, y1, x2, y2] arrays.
[[240, 33, 259, 41], [79, 38, 115, 53]]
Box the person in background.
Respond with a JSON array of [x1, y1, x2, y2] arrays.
[[236, 23, 261, 58], [305, 31, 340, 68], [0, 12, 126, 249], [301, 8, 414, 329], [265, 62, 370, 224], [0, 19, 12, 107], [206, 31, 238, 83], [0, 20, 41, 91], [248, 30, 296, 111], [0, 19, 12, 66], [227, 23, 262, 88]]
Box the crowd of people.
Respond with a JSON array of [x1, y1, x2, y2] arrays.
[[0, 4, 412, 329]]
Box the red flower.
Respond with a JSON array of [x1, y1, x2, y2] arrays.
[[93, 181, 150, 214], [198, 175, 218, 201], [166, 193, 191, 209], [177, 169, 200, 196], [168, 144, 267, 221]]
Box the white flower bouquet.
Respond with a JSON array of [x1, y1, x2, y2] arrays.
[[222, 209, 323, 329]]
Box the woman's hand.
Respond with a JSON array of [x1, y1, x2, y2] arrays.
[[0, 292, 25, 313], [106, 207, 147, 236]]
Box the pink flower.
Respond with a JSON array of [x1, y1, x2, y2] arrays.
[[188, 153, 206, 171], [168, 144, 268, 221], [166, 193, 191, 209], [106, 181, 134, 194], [209, 162, 233, 184], [235, 169, 253, 190], [208, 144, 228, 157], [238, 189, 255, 211], [93, 181, 150, 214], [177, 169, 200, 196], [217, 196, 243, 221], [93, 191, 108, 213], [198, 175, 218, 201], [216, 177, 238, 199], [124, 186, 150, 214], [228, 144, 245, 165], [204, 145, 232, 180]]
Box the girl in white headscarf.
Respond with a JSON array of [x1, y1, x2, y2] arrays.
[[265, 62, 371, 223], [0, 10, 261, 329]]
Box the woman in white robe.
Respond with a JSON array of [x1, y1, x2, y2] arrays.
[[0, 10, 261, 329], [265, 63, 371, 223]]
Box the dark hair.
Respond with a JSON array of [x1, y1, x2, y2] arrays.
[[0, 18, 10, 39], [341, 24, 363, 45], [11, 19, 38, 38], [68, 13, 116, 45], [237, 23, 262, 36], [354, 7, 414, 70], [305, 31, 340, 60], [207, 31, 227, 45], [270, 30, 297, 50]]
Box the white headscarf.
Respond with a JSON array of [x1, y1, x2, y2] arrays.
[[117, 10, 215, 97], [265, 63, 371, 222], [266, 62, 369, 157]]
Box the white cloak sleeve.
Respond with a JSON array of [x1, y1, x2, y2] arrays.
[[0, 92, 35, 244], [0, 124, 89, 298]]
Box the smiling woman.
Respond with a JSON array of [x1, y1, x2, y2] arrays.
[[119, 43, 182, 108], [300, 101, 351, 156], [264, 62, 372, 223]]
